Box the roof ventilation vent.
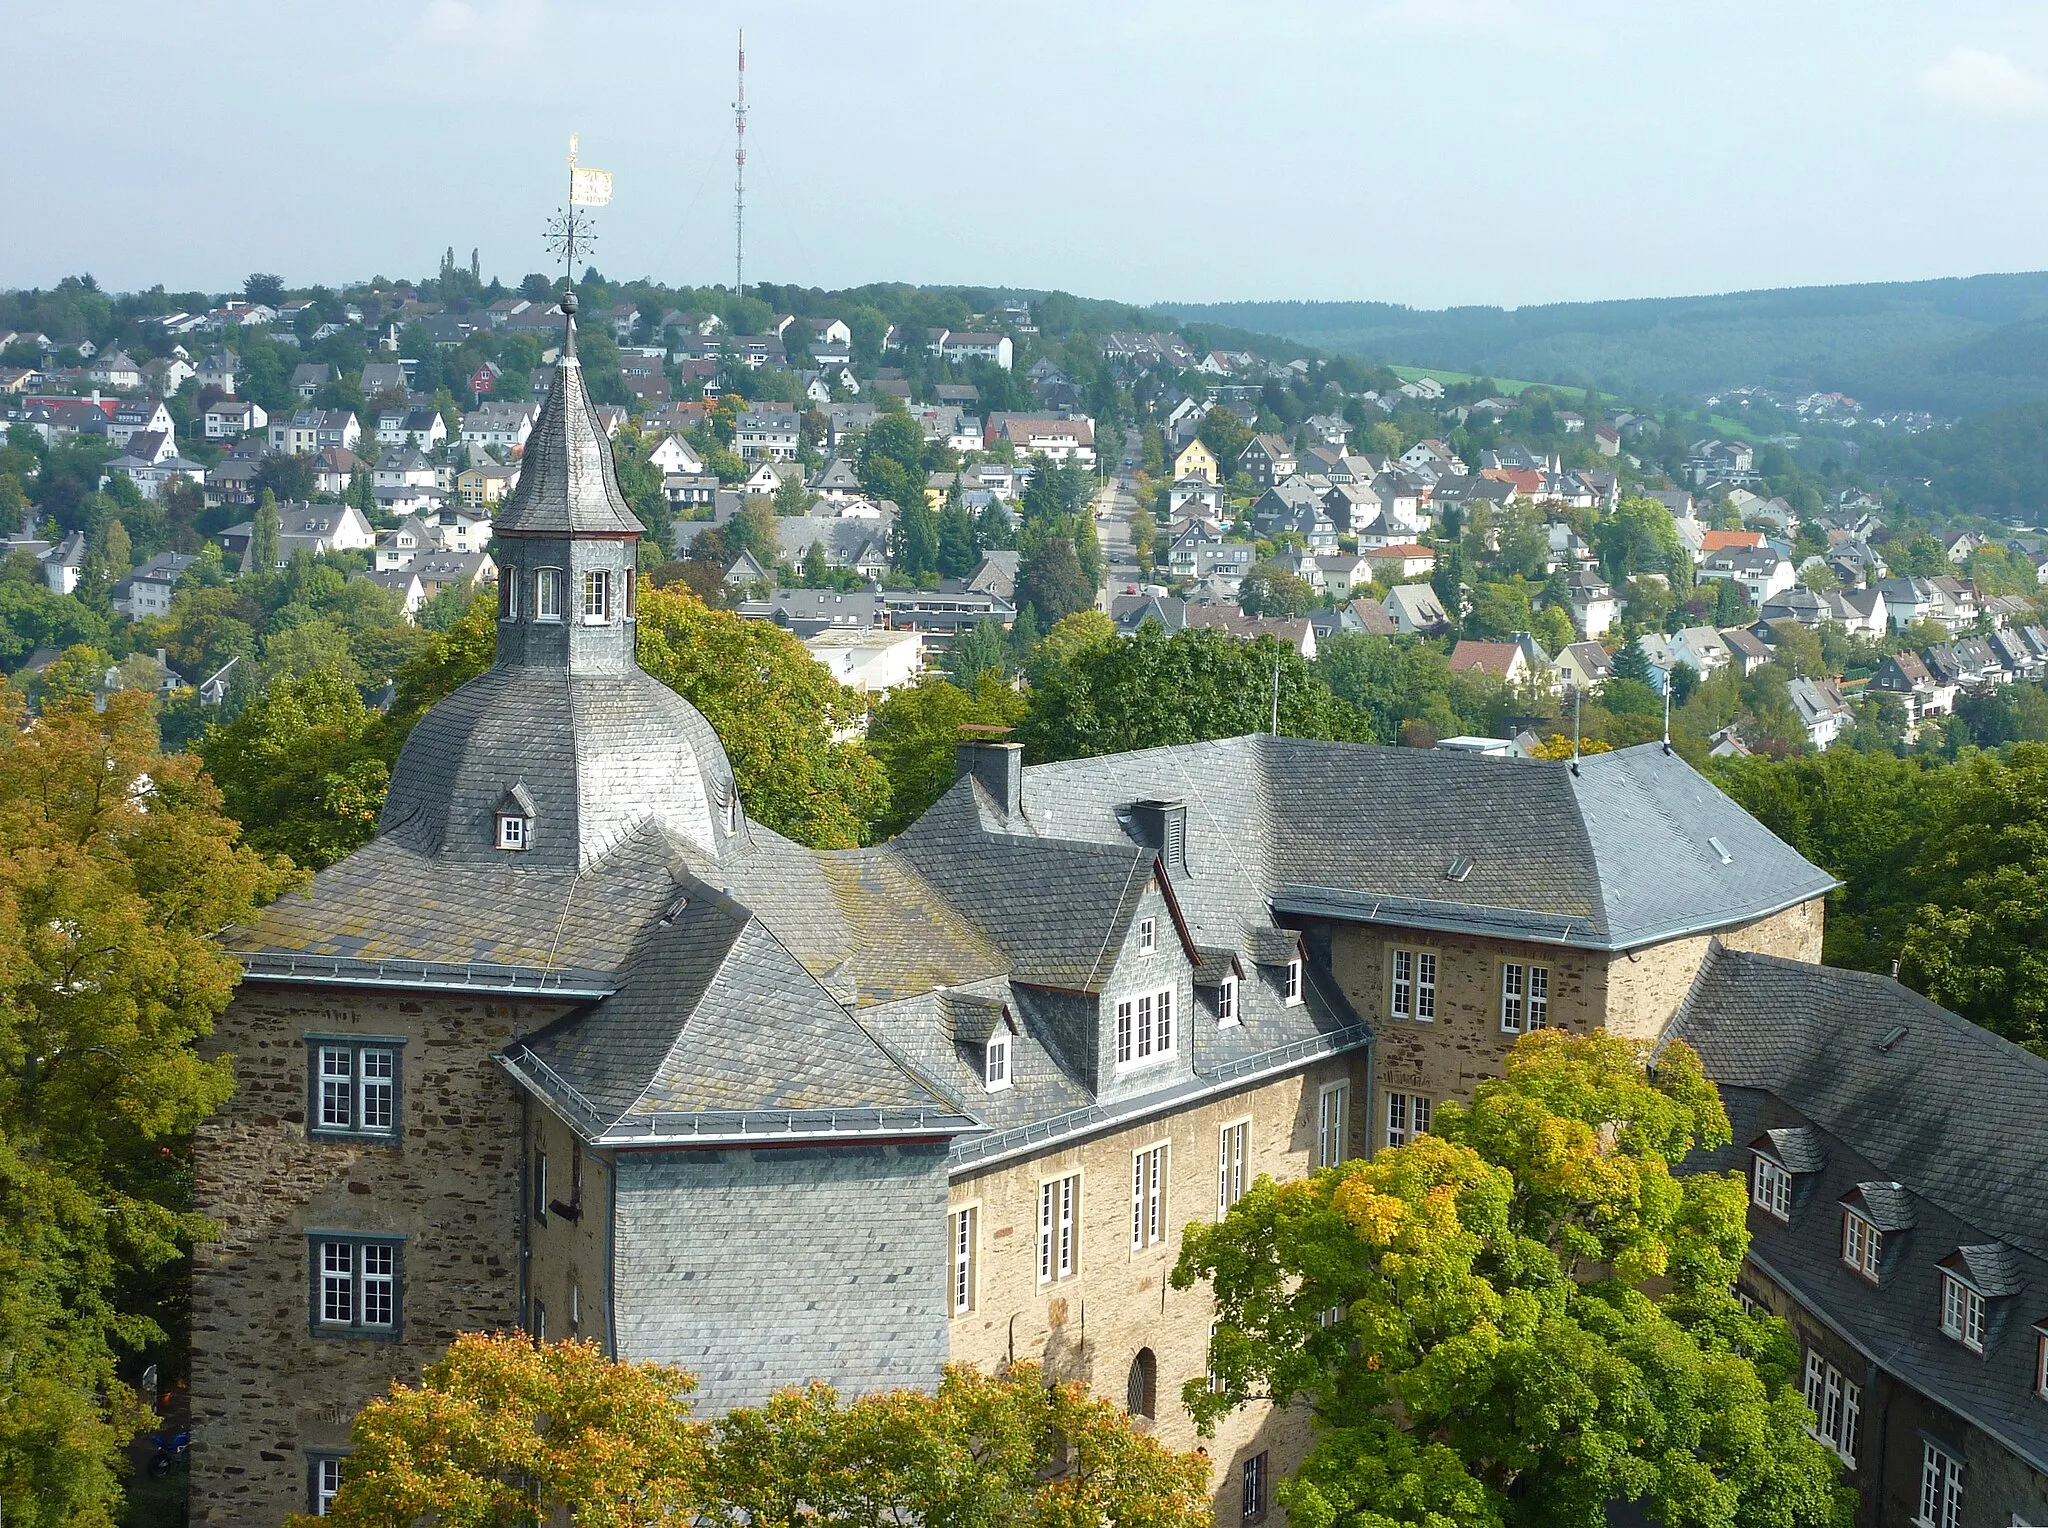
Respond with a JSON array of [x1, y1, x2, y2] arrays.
[[1707, 835, 1732, 865], [1876, 1024, 1909, 1054], [1445, 855, 1474, 882]]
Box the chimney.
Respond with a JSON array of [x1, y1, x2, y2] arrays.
[[1131, 799, 1189, 879], [955, 740, 1022, 817]]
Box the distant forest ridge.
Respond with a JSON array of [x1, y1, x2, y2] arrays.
[[1163, 271, 2048, 418]]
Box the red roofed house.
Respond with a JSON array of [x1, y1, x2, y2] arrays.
[[1448, 639, 1532, 684], [1364, 543, 1437, 580], [1701, 529, 1768, 555]]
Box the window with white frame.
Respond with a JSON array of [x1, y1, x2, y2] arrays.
[[1389, 947, 1436, 1021], [1218, 1120, 1248, 1216], [1138, 916, 1157, 954], [1385, 1091, 1431, 1148], [1283, 956, 1303, 1006], [582, 568, 612, 623], [311, 1236, 400, 1337], [1500, 962, 1551, 1033], [1751, 1154, 1792, 1221], [951, 1205, 977, 1314], [497, 567, 519, 620], [570, 1283, 581, 1338], [535, 566, 563, 621], [1039, 1174, 1079, 1284], [1917, 1439, 1962, 1528], [309, 1454, 346, 1516], [533, 1147, 548, 1222], [984, 1030, 1011, 1091], [1317, 1082, 1350, 1169], [1132, 1143, 1169, 1250], [1114, 987, 1176, 1067], [498, 810, 528, 850], [1842, 1209, 1881, 1281], [1801, 1350, 1860, 1464], [309, 1040, 400, 1138], [1940, 1272, 1986, 1353], [1217, 975, 1237, 1026]]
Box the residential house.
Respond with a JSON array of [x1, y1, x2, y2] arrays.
[[87, 350, 145, 391], [986, 415, 1096, 466], [203, 398, 266, 440], [1173, 438, 1220, 484], [272, 409, 363, 456], [927, 330, 1013, 369], [802, 629, 924, 695], [1384, 582, 1452, 636], [1870, 652, 1951, 726], [219, 502, 378, 567], [292, 363, 334, 400], [649, 434, 705, 476], [110, 552, 199, 620], [1699, 546, 1796, 607], [1184, 605, 1318, 657], [456, 463, 518, 511], [1567, 567, 1621, 639], [1720, 626, 1774, 677], [1449, 640, 1532, 685], [1670, 626, 1732, 676], [1109, 594, 1190, 636], [1238, 434, 1296, 490], [735, 409, 801, 463], [412, 549, 498, 602], [1552, 641, 1614, 692], [1785, 677, 1854, 750], [461, 402, 537, 455], [1362, 544, 1435, 583], [358, 361, 409, 398]]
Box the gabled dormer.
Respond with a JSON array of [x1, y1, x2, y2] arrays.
[[1836, 1181, 1913, 1285], [1748, 1125, 1827, 1223], [949, 995, 1017, 1094], [494, 784, 536, 851], [1937, 1242, 2025, 1356]]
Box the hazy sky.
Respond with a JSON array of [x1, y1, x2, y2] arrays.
[[8, 1, 2048, 310]]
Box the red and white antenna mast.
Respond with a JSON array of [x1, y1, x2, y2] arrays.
[[733, 29, 748, 298]]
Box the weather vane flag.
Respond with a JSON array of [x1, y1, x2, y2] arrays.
[[546, 135, 614, 288]]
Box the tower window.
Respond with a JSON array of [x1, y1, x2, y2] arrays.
[[624, 567, 637, 618], [535, 567, 563, 621], [497, 568, 519, 620], [495, 786, 536, 851], [582, 568, 612, 623]]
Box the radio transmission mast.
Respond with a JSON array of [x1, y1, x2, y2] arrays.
[[733, 29, 748, 298]]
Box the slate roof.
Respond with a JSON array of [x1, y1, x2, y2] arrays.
[[1668, 947, 2048, 1474], [492, 298, 642, 536]]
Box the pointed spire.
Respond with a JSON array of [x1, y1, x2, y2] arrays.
[[492, 288, 640, 537]]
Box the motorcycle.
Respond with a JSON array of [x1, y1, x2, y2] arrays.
[[146, 1429, 189, 1477]]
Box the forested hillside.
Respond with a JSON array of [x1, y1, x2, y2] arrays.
[[1168, 271, 2048, 415]]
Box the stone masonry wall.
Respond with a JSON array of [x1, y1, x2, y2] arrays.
[[1328, 898, 1825, 1151], [524, 1105, 612, 1349], [191, 986, 570, 1526], [948, 1053, 1369, 1528]]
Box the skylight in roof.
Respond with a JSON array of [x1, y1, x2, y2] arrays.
[[1445, 856, 1474, 882], [1707, 836, 1733, 865]]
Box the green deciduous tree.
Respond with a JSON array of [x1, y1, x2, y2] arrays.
[[1020, 624, 1374, 762], [197, 669, 390, 869], [0, 690, 289, 1527], [863, 672, 1029, 838], [250, 488, 282, 572], [1175, 1030, 1850, 1528], [1017, 536, 1094, 624]]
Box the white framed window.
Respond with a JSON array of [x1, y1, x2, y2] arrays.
[[1390, 947, 1436, 1021], [1802, 1350, 1860, 1464], [950, 1205, 978, 1314], [1217, 976, 1237, 1027], [1115, 987, 1176, 1067], [1132, 1143, 1168, 1250], [309, 1454, 345, 1516], [1500, 962, 1551, 1033], [1385, 1091, 1431, 1148], [497, 567, 519, 620], [1283, 957, 1303, 1006], [311, 1237, 401, 1336], [1751, 1155, 1792, 1221], [498, 811, 528, 850], [1318, 1082, 1350, 1169], [1941, 1272, 1986, 1353], [1206, 1321, 1224, 1394], [1039, 1173, 1079, 1284], [1842, 1210, 1881, 1281], [1218, 1119, 1249, 1216], [984, 1031, 1011, 1091], [1918, 1439, 1962, 1528], [582, 568, 613, 623], [534, 566, 563, 621], [1138, 915, 1157, 954], [310, 1040, 400, 1139], [533, 1148, 548, 1223], [570, 1283, 581, 1338]]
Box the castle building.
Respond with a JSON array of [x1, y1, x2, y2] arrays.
[[193, 295, 1988, 1526]]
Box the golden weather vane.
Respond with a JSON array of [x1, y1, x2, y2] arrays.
[[544, 135, 615, 290]]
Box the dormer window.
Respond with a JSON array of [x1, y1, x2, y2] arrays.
[[1842, 1210, 1881, 1281], [1138, 916, 1157, 954], [1283, 957, 1303, 1006], [984, 1031, 1011, 1091], [582, 568, 612, 624], [494, 785, 535, 852], [1752, 1155, 1792, 1220], [1218, 976, 1237, 1027], [1941, 1272, 1985, 1353], [535, 567, 563, 621]]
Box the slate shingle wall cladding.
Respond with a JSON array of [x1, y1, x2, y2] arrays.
[[613, 1142, 952, 1412], [190, 988, 559, 1526], [948, 1059, 1365, 1528]]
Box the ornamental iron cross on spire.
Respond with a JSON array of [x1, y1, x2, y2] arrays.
[[545, 135, 614, 291]]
